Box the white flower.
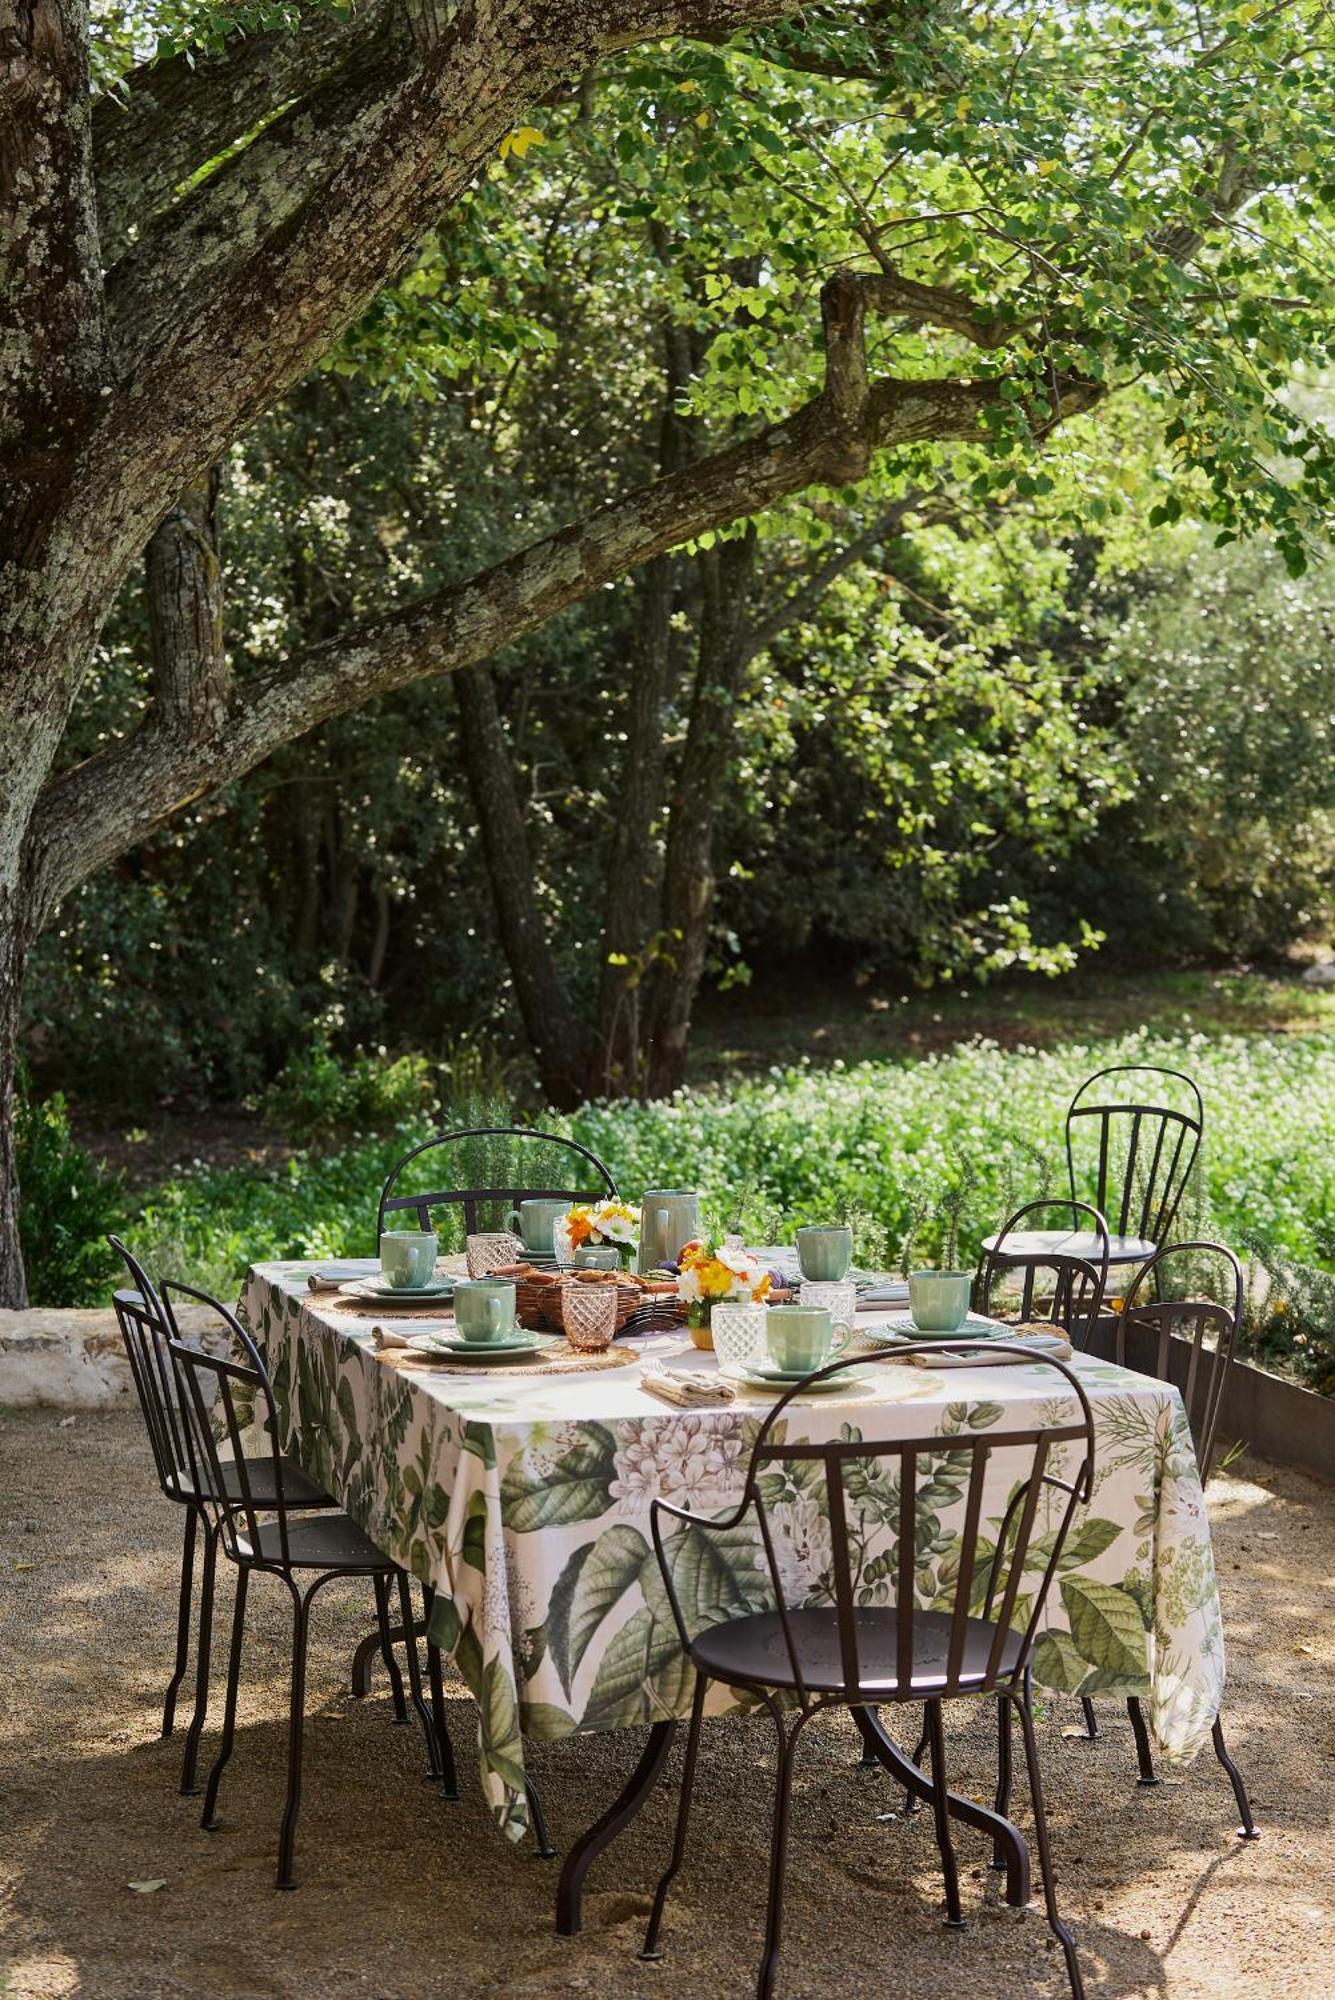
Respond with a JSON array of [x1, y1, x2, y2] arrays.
[[769, 1493, 832, 1605], [716, 1239, 759, 1282], [610, 1416, 743, 1511], [514, 1422, 584, 1483], [592, 1201, 640, 1246], [676, 1265, 703, 1303]]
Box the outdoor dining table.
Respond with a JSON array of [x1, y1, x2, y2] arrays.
[[238, 1258, 1227, 1928]]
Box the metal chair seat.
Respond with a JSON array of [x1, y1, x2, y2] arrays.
[[236, 1511, 393, 1573], [981, 1227, 1154, 1269], [691, 1605, 1023, 1699], [167, 1456, 331, 1511]]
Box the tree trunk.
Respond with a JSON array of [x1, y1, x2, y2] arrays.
[[593, 554, 676, 1094], [641, 528, 758, 1096], [594, 308, 695, 1092], [453, 663, 587, 1107], [0, 894, 32, 1307]]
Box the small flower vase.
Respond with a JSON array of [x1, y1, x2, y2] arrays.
[[688, 1300, 715, 1351]]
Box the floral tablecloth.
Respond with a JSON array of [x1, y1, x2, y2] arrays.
[[239, 1261, 1226, 1841]]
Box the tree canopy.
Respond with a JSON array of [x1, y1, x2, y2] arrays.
[[2, 0, 1334, 1296]]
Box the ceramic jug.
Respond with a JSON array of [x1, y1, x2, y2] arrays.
[[636, 1189, 702, 1274]]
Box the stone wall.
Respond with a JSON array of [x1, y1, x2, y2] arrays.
[[0, 1303, 220, 1409]]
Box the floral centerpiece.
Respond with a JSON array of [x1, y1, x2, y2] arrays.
[[555, 1199, 641, 1268], [676, 1234, 772, 1341]]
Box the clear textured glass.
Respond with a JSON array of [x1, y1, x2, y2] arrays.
[[710, 1301, 767, 1373]]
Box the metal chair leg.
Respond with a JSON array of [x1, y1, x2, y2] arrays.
[[926, 1698, 965, 1927], [858, 1702, 882, 1768], [991, 1693, 1013, 1872], [162, 1505, 198, 1738], [1077, 1695, 1098, 1741], [395, 1572, 444, 1782], [1013, 1692, 1086, 2000], [1212, 1715, 1259, 1839], [179, 1520, 218, 1795], [421, 1585, 459, 1801], [163, 1506, 199, 1737], [201, 1567, 249, 1830], [904, 1719, 929, 1814], [276, 1589, 311, 1891], [757, 1705, 807, 2000], [526, 1779, 556, 1860], [373, 1573, 408, 1725], [641, 1673, 708, 1962], [1127, 1697, 1160, 1785]]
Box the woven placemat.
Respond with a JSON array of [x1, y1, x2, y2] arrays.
[[376, 1340, 639, 1378], [320, 1293, 453, 1317]]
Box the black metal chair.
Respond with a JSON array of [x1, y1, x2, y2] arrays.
[[108, 1236, 337, 1793], [1100, 1242, 1258, 1832], [375, 1124, 616, 1251], [639, 1343, 1097, 2000], [1065, 1064, 1204, 1271], [975, 1199, 1111, 1349], [162, 1280, 448, 1888]]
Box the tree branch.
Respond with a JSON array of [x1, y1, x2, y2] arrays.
[[92, 0, 396, 257], [29, 353, 1097, 921], [145, 469, 230, 737]]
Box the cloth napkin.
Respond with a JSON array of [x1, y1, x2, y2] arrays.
[[640, 1367, 736, 1408], [308, 1271, 348, 1293]]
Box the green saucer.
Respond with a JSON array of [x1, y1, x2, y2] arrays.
[[409, 1332, 539, 1361]]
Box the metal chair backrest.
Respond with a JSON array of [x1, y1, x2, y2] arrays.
[[1065, 1064, 1203, 1246], [1115, 1240, 1242, 1481], [653, 1344, 1095, 1709], [375, 1124, 617, 1248], [109, 1235, 194, 1500], [975, 1200, 1111, 1350], [160, 1279, 294, 1570]]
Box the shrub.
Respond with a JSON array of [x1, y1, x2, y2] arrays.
[[17, 1091, 125, 1307], [119, 1030, 1335, 1337], [260, 1037, 438, 1144]]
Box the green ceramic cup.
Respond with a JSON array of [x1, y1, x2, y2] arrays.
[[908, 1270, 972, 1334], [453, 1279, 517, 1343], [573, 1245, 620, 1271], [765, 1304, 851, 1374], [379, 1231, 438, 1291], [506, 1199, 567, 1256], [795, 1225, 854, 1282]]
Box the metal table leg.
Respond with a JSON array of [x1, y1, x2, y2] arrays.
[[556, 1722, 677, 1935], [852, 1705, 1031, 1908]]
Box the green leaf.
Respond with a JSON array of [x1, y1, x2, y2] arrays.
[[1054, 1516, 1123, 1572], [548, 1525, 649, 1698], [499, 1422, 617, 1532], [1059, 1577, 1148, 1682], [519, 1701, 578, 1741], [461, 1490, 487, 1573], [654, 1521, 762, 1638], [480, 1655, 527, 1792], [581, 1606, 684, 1732], [1030, 1627, 1090, 1693], [461, 1420, 496, 1468]]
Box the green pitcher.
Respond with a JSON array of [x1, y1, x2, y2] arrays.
[[636, 1189, 702, 1274]]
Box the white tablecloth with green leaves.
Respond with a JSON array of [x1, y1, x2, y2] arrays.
[[239, 1261, 1225, 1841]]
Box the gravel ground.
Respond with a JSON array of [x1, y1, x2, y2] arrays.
[[1, 1408, 1331, 2000]]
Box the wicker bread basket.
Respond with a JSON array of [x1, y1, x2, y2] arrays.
[[496, 1265, 684, 1337]]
